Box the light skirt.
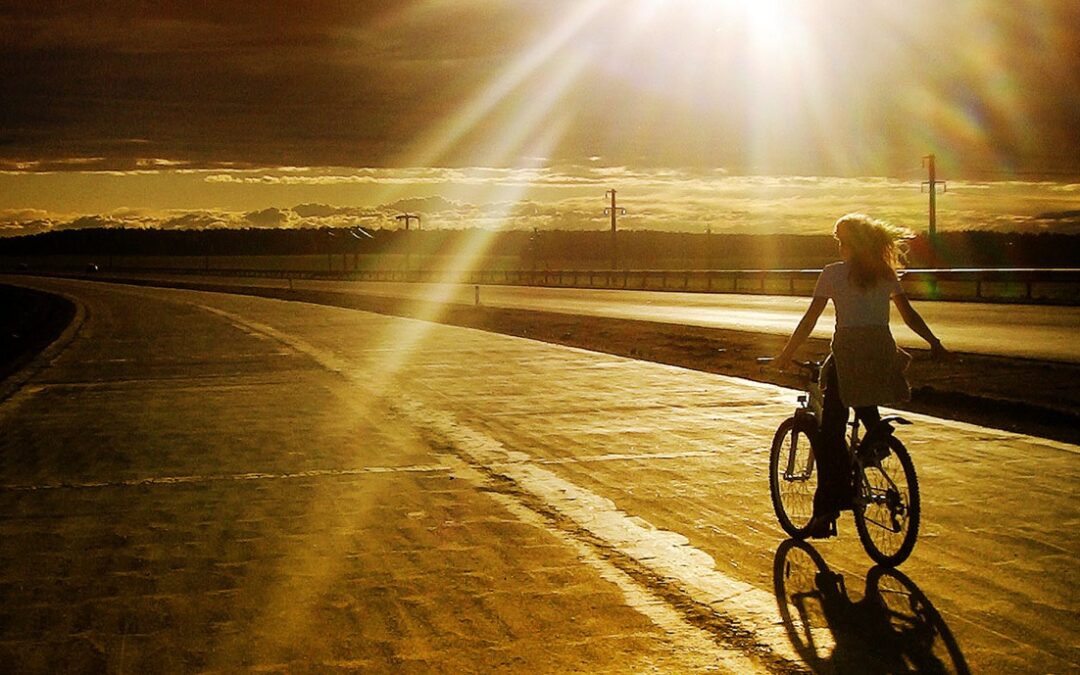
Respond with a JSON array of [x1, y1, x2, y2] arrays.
[[830, 325, 911, 408]]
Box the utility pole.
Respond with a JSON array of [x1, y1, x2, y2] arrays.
[[395, 213, 420, 274], [395, 212, 420, 231], [705, 224, 712, 270], [604, 189, 626, 270], [921, 154, 947, 237]]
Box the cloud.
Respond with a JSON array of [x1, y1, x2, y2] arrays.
[[204, 169, 436, 186], [159, 211, 235, 230], [66, 215, 127, 230], [1035, 210, 1080, 220], [243, 207, 293, 228], [0, 158, 110, 173], [2, 169, 1079, 237], [289, 203, 389, 230], [386, 196, 464, 214], [0, 157, 254, 174], [195, 167, 919, 195], [292, 203, 349, 218], [1030, 210, 1080, 234], [0, 208, 55, 235], [0, 208, 52, 222]]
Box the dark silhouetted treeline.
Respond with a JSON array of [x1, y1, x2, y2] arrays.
[[1, 227, 1077, 269]]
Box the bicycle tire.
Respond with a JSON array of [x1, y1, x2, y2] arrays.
[[853, 436, 920, 567], [866, 566, 974, 674], [769, 416, 819, 539], [772, 539, 833, 669]]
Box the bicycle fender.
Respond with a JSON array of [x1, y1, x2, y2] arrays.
[[794, 408, 818, 426], [861, 416, 911, 450], [879, 415, 912, 427]]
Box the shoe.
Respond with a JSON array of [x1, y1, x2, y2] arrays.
[[858, 422, 894, 463], [806, 512, 839, 539]]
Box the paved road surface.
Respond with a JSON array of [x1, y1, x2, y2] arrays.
[[1, 276, 1076, 672], [102, 274, 1080, 362]]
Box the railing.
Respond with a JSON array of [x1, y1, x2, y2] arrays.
[[4, 263, 1080, 305], [423, 267, 1080, 303]]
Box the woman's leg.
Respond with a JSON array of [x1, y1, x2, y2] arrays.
[[853, 405, 885, 460], [853, 406, 881, 433], [814, 360, 850, 517]]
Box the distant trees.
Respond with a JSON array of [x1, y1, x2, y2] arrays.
[[1, 227, 1077, 270]]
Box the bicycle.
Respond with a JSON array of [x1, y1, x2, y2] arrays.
[[760, 358, 921, 567]]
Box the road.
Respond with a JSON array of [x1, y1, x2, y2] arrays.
[[1, 276, 1077, 672], [108, 274, 1080, 362]]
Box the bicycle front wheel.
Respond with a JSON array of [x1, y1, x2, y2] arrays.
[[854, 436, 920, 566], [769, 416, 819, 539]]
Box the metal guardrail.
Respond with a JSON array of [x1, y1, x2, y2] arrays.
[[896, 268, 1080, 303], [5, 265, 1080, 304]]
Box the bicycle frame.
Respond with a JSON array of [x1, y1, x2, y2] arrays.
[[780, 359, 913, 486]]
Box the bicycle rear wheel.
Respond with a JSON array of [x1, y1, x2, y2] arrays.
[[854, 436, 920, 566], [769, 416, 819, 539]]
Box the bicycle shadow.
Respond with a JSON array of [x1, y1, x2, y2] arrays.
[[772, 539, 971, 674]]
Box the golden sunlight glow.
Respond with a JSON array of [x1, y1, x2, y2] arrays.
[[315, 0, 1070, 373], [395, 0, 609, 176], [345, 1, 620, 380], [360, 0, 844, 345], [629, 0, 812, 73], [743, 0, 804, 53]]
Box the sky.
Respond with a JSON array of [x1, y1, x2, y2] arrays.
[[2, 0, 1079, 237]]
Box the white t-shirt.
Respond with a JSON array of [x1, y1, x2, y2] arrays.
[[813, 261, 903, 328]]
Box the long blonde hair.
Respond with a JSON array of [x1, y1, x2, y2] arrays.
[[833, 213, 913, 288]]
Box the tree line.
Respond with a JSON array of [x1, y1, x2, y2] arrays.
[[1, 227, 1077, 270]]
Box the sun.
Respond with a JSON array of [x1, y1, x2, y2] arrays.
[[740, 0, 807, 55], [639, 0, 812, 73]]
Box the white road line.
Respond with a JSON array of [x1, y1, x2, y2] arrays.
[[405, 401, 827, 667], [196, 301, 831, 668], [437, 453, 768, 673]]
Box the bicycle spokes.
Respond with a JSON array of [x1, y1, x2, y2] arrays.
[[785, 430, 815, 481], [854, 441, 920, 566], [770, 417, 820, 539], [860, 481, 907, 533]]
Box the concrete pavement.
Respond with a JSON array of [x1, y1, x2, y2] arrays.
[[0, 277, 1076, 673]]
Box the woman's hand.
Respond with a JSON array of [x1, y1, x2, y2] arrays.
[[929, 339, 951, 361]]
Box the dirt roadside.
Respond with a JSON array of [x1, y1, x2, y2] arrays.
[[0, 284, 76, 385], [4, 279, 1078, 445]]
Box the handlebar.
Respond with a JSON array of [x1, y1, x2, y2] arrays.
[[756, 357, 823, 377]]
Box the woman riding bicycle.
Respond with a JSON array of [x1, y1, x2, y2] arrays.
[[774, 213, 949, 538]]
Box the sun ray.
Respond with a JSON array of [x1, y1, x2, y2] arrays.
[[393, 0, 611, 175], [336, 2, 627, 386]]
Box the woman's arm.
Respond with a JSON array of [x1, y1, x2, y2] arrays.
[[893, 294, 949, 359], [775, 296, 828, 370]]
